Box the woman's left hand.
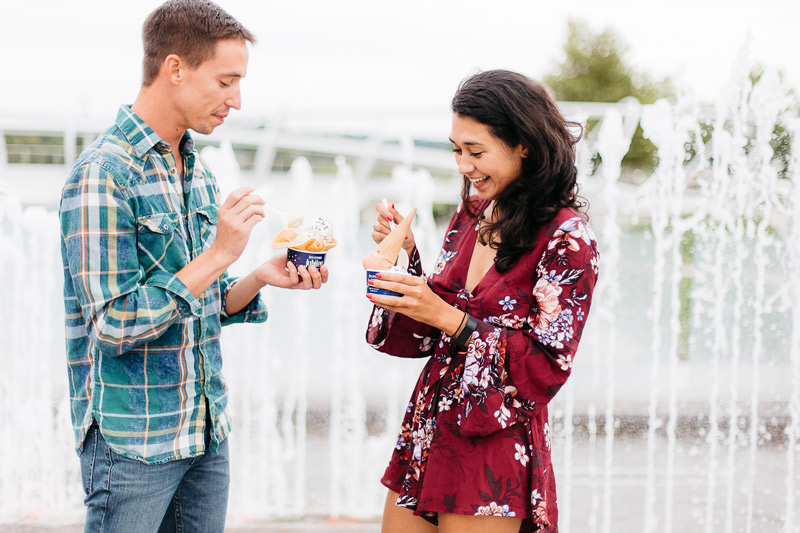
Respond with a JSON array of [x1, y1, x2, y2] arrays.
[[368, 272, 462, 333]]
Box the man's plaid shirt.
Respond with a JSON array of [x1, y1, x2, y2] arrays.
[[59, 105, 267, 464]]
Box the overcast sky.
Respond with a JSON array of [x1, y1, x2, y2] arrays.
[[1, 0, 798, 124]]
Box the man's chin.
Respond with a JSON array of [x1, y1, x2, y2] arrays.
[[192, 123, 214, 135]]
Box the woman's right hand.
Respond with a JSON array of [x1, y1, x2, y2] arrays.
[[372, 202, 416, 256]]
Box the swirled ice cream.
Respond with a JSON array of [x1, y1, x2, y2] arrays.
[[272, 216, 337, 252]]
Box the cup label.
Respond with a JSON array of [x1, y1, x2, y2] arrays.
[[366, 270, 404, 297], [287, 249, 326, 268]]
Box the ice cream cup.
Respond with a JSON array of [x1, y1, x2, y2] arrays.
[[287, 248, 327, 269], [366, 269, 410, 297]]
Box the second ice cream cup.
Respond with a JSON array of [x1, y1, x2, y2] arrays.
[[366, 269, 410, 297]]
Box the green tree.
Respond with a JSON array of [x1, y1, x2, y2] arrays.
[[545, 20, 673, 175]]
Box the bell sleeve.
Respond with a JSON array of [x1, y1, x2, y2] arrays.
[[365, 246, 439, 358]]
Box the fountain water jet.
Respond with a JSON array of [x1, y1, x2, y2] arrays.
[[0, 64, 798, 531]]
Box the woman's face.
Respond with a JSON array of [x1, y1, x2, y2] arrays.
[[450, 113, 527, 201]]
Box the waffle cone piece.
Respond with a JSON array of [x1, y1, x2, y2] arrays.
[[374, 208, 416, 265]]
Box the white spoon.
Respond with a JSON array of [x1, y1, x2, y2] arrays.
[[268, 206, 303, 228], [381, 198, 395, 230], [396, 248, 409, 270]]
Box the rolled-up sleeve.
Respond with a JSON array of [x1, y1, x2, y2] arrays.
[[219, 274, 268, 325]]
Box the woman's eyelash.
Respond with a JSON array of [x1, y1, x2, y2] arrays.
[[452, 148, 483, 157]]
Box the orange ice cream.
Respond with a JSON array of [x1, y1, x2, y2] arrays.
[[362, 250, 395, 270], [271, 217, 337, 252], [362, 208, 416, 270]]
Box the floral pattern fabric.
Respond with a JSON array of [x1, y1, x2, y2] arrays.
[[366, 198, 599, 532]]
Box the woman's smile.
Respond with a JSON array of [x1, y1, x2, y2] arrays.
[[450, 113, 527, 200], [469, 175, 490, 189]]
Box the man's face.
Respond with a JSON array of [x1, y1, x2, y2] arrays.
[[175, 38, 249, 135]]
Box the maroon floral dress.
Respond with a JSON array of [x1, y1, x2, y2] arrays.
[[366, 198, 599, 532]]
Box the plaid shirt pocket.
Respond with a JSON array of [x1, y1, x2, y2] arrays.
[[136, 211, 185, 273], [193, 204, 219, 249]]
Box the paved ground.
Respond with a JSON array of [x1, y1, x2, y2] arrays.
[[1, 432, 793, 532], [0, 521, 381, 532]]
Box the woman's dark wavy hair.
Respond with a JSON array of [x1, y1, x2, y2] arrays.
[[451, 69, 586, 273]]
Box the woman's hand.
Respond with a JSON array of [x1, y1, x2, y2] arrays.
[[371, 202, 416, 256], [367, 272, 464, 335], [256, 254, 328, 290]]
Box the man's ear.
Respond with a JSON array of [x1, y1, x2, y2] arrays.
[[164, 54, 182, 85]]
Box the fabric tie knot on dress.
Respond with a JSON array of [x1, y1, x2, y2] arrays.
[[456, 288, 473, 305]]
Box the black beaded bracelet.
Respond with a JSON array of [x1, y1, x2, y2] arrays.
[[453, 314, 479, 348]]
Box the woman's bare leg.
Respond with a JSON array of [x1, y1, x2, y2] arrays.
[[381, 490, 437, 533], [438, 512, 523, 533]]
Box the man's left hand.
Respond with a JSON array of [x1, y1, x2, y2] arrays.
[[257, 254, 328, 290]]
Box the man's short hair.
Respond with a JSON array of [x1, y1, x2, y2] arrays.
[[141, 0, 256, 86]]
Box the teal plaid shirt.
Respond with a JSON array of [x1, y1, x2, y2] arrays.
[[60, 105, 267, 464]]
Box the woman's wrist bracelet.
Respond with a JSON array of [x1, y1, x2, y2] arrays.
[[453, 314, 479, 348], [453, 311, 467, 337]]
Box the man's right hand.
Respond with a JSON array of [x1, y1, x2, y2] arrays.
[[176, 186, 265, 299], [211, 186, 265, 266]]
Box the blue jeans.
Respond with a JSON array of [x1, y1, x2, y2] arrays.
[[79, 424, 230, 533]]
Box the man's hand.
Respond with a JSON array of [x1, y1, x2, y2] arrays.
[[177, 186, 264, 298], [257, 254, 328, 290], [223, 254, 328, 315], [210, 186, 265, 266]]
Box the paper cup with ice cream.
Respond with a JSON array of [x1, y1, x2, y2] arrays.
[[272, 217, 337, 268], [287, 248, 328, 269], [363, 207, 416, 297], [366, 268, 409, 297]]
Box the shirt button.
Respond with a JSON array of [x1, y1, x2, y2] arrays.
[[171, 168, 176, 174]]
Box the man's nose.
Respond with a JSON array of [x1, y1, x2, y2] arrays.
[[226, 88, 241, 110]]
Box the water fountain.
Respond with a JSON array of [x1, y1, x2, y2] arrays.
[[0, 64, 798, 532]]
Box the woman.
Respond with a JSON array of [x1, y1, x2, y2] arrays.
[[365, 70, 599, 533]]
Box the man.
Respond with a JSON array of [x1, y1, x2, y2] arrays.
[[59, 1, 327, 530]]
